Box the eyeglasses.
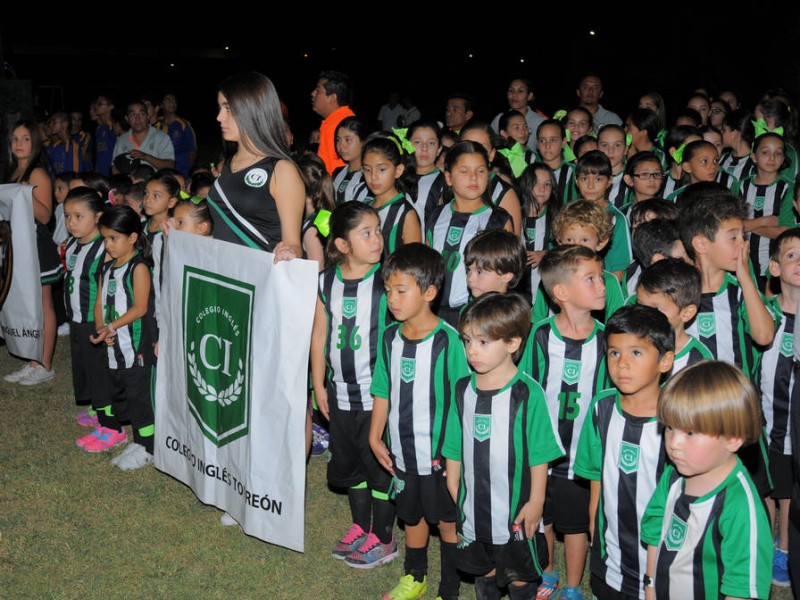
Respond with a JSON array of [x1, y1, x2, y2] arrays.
[[632, 172, 664, 180]]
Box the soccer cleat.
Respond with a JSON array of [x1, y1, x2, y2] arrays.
[[18, 365, 56, 386], [331, 523, 368, 559], [382, 574, 427, 599], [310, 423, 329, 457], [535, 570, 559, 599], [115, 444, 153, 470], [773, 547, 791, 587], [3, 363, 35, 382], [560, 585, 586, 600], [57, 323, 70, 336], [76, 408, 100, 428], [344, 533, 399, 569], [77, 427, 128, 453]]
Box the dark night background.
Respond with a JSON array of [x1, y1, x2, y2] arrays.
[[2, 12, 799, 164]]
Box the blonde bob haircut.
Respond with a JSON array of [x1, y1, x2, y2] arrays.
[[657, 360, 762, 444]]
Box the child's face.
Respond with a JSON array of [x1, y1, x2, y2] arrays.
[[665, 427, 738, 479], [625, 160, 663, 198], [684, 147, 719, 183], [576, 139, 598, 159], [339, 212, 383, 266], [335, 127, 362, 163], [625, 119, 645, 149], [687, 97, 710, 124], [100, 226, 136, 260], [532, 171, 553, 206], [701, 131, 723, 157], [698, 218, 744, 272], [461, 323, 519, 376], [362, 150, 402, 198], [410, 127, 440, 170], [537, 125, 565, 163], [636, 288, 686, 331], [752, 137, 785, 176], [64, 200, 99, 242], [709, 101, 728, 128], [575, 173, 611, 202], [466, 264, 512, 298], [173, 204, 209, 236], [560, 258, 606, 312], [10, 126, 32, 161], [143, 181, 177, 218], [598, 130, 626, 169], [444, 152, 490, 203], [558, 223, 605, 252], [461, 129, 495, 161], [54, 180, 71, 204], [721, 125, 737, 149], [607, 332, 672, 397], [384, 271, 435, 322], [566, 111, 591, 141], [769, 237, 800, 288], [501, 115, 529, 146]]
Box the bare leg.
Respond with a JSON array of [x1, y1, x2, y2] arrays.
[[564, 532, 588, 588], [40, 284, 57, 371]]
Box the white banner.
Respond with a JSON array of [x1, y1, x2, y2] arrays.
[[0, 184, 43, 362], [154, 230, 317, 552]]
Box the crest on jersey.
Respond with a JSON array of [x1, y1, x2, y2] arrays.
[[781, 332, 794, 358], [525, 227, 536, 242], [618, 441, 640, 474], [753, 195, 765, 212], [68, 254, 77, 269], [562, 359, 581, 385], [107, 280, 117, 296], [244, 168, 268, 188], [697, 313, 715, 338], [447, 226, 464, 246], [665, 514, 688, 551], [400, 358, 416, 383], [342, 297, 357, 319], [473, 414, 492, 442]]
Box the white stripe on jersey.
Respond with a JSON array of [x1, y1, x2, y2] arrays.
[[333, 168, 370, 204], [685, 276, 739, 365], [741, 177, 788, 275], [150, 229, 164, 324], [409, 170, 441, 234], [760, 307, 795, 454], [65, 235, 103, 323]]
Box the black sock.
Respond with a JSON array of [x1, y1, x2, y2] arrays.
[[438, 541, 460, 598], [370, 489, 395, 544], [507, 581, 536, 600], [347, 485, 371, 532], [475, 575, 501, 600], [96, 405, 121, 430], [404, 546, 427, 582]]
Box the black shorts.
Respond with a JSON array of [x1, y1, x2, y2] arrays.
[[769, 451, 794, 499], [740, 433, 773, 498], [542, 476, 590, 533], [456, 533, 547, 588], [591, 573, 640, 600], [394, 467, 457, 526], [106, 365, 153, 430], [327, 402, 391, 491], [69, 321, 109, 407]]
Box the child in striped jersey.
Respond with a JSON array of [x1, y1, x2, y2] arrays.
[[720, 109, 757, 182], [464, 230, 527, 301], [536, 119, 577, 205], [620, 153, 665, 221], [662, 126, 701, 200], [625, 218, 687, 301], [521, 245, 609, 600], [641, 361, 772, 600], [444, 293, 565, 600], [63, 188, 109, 431], [625, 109, 666, 170], [310, 202, 398, 569], [597, 125, 630, 211], [171, 196, 213, 237], [635, 258, 711, 374], [332, 117, 371, 205], [574, 304, 675, 600], [406, 120, 445, 236], [361, 136, 421, 258], [762, 229, 800, 586], [83, 206, 156, 470], [369, 244, 470, 600], [666, 141, 730, 204], [426, 141, 513, 328], [565, 108, 594, 154]]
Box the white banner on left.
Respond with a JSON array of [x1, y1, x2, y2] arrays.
[[154, 230, 317, 552]]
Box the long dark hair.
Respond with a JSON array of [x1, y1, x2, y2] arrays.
[[99, 205, 152, 264], [6, 119, 50, 184]]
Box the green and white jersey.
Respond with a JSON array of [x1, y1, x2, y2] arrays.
[[739, 175, 791, 276], [332, 166, 370, 205], [671, 335, 713, 375], [145, 221, 164, 326], [489, 173, 514, 206], [609, 171, 630, 211], [372, 193, 417, 258], [408, 169, 444, 235], [319, 263, 389, 412], [641, 461, 772, 600], [371, 319, 470, 475], [427, 201, 511, 310], [661, 176, 682, 200], [99, 253, 155, 370], [530, 270, 624, 326], [521, 317, 608, 479], [573, 389, 665, 599], [720, 150, 755, 182], [64, 233, 104, 323], [443, 371, 564, 545], [716, 169, 741, 195], [535, 158, 575, 204], [622, 260, 642, 301], [603, 203, 633, 273], [523, 209, 552, 299], [759, 297, 796, 455]]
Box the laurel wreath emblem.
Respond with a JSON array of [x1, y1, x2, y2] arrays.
[[188, 341, 244, 406]]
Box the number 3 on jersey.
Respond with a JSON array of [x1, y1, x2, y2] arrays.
[[336, 324, 361, 350]]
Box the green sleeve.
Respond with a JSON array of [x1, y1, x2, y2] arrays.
[[603, 271, 624, 323], [779, 191, 798, 226], [604, 208, 633, 272], [442, 382, 464, 461], [447, 328, 471, 383], [572, 393, 604, 480], [640, 465, 674, 546], [370, 324, 393, 398], [526, 379, 565, 466]]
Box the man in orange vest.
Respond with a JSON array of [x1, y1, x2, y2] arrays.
[[311, 70, 355, 175]]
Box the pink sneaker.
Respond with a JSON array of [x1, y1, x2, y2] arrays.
[[76, 427, 127, 453], [76, 408, 100, 428]]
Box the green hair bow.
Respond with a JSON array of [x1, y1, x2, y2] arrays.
[[190, 195, 205, 205], [498, 143, 529, 178], [671, 143, 686, 164], [179, 190, 190, 200], [313, 210, 332, 238], [563, 144, 576, 163], [392, 128, 416, 154], [625, 133, 633, 147], [656, 129, 668, 146], [752, 118, 784, 138], [552, 110, 567, 121], [565, 129, 572, 143]]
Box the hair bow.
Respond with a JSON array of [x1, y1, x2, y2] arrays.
[[392, 128, 416, 154], [625, 133, 633, 147], [656, 129, 667, 146], [314, 210, 332, 238], [498, 143, 528, 178], [179, 190, 190, 200], [671, 143, 686, 164], [565, 129, 572, 143], [190, 195, 205, 205], [752, 118, 783, 138], [552, 110, 567, 121], [563, 145, 576, 163]]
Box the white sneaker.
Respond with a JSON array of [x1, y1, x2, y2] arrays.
[[110, 441, 137, 466], [116, 443, 153, 470], [220, 512, 239, 527], [18, 365, 56, 386], [4, 363, 35, 382], [57, 323, 70, 336]]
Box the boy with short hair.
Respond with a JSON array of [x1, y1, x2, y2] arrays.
[[761, 228, 800, 586], [46, 111, 86, 175], [444, 292, 564, 600], [463, 229, 527, 299], [574, 304, 675, 600], [370, 243, 471, 600], [623, 219, 688, 300], [574, 150, 633, 280], [636, 258, 712, 374], [521, 245, 609, 600]]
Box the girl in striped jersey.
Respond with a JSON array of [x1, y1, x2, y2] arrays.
[[536, 119, 577, 206], [63, 188, 108, 432], [720, 109, 756, 182], [332, 117, 371, 205], [661, 126, 701, 200], [666, 141, 723, 203], [741, 132, 792, 283], [642, 361, 772, 600], [310, 202, 398, 568], [426, 141, 513, 327], [82, 205, 156, 470], [296, 153, 333, 268], [361, 135, 421, 258], [518, 163, 560, 302], [625, 108, 666, 171], [406, 120, 445, 236]]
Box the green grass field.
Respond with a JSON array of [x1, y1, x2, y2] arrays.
[[0, 341, 793, 599]]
